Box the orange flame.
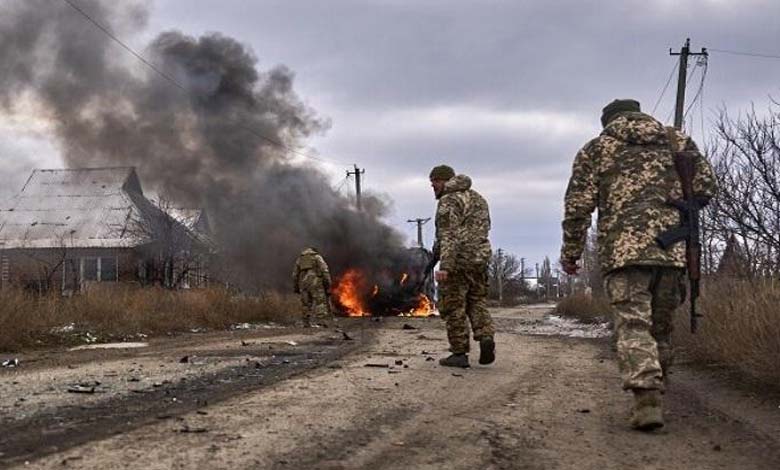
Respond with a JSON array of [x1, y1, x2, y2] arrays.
[[333, 269, 370, 316], [406, 293, 434, 317]]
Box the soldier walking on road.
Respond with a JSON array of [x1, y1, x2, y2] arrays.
[[430, 165, 496, 368], [560, 99, 716, 430], [293, 247, 333, 328]]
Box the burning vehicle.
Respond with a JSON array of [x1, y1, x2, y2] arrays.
[[332, 247, 436, 317]]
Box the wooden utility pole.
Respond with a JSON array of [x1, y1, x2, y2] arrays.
[[670, 38, 707, 130], [496, 248, 504, 305], [407, 217, 431, 247], [520, 257, 526, 291], [346, 165, 365, 211]]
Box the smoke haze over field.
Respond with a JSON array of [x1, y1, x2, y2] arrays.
[[0, 0, 408, 289]]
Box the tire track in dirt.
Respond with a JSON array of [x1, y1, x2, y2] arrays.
[[0, 332, 374, 468], [9, 311, 780, 469]]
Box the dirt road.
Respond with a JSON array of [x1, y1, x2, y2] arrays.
[[1, 307, 779, 469]]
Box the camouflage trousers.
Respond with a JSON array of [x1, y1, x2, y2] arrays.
[[299, 271, 332, 327], [438, 264, 495, 355], [604, 266, 685, 391]]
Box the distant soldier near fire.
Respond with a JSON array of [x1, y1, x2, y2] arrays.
[[292, 247, 333, 327], [561, 99, 716, 430], [429, 165, 496, 368]]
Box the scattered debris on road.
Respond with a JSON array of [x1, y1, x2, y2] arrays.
[[1, 358, 19, 368], [177, 425, 208, 433], [402, 323, 418, 330], [70, 342, 148, 351], [364, 363, 390, 368]]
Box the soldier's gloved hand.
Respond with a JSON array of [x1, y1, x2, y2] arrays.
[[561, 259, 579, 276]]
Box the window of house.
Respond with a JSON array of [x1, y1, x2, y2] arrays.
[[79, 257, 118, 284], [101, 257, 118, 282], [82, 258, 98, 282], [62, 259, 78, 291]]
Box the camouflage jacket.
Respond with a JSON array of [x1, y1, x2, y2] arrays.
[[292, 248, 331, 291], [561, 112, 717, 273], [433, 175, 492, 271]]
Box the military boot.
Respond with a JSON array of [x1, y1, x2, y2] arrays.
[[630, 389, 664, 431], [478, 337, 495, 365], [439, 353, 470, 368]]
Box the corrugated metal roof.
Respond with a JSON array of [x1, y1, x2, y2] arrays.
[[169, 208, 203, 230], [0, 168, 152, 249]]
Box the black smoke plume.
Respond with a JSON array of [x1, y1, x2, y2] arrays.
[[0, 0, 411, 291]]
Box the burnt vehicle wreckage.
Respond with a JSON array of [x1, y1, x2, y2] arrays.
[[332, 247, 437, 317]]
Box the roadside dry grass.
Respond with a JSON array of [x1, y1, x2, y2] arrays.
[[0, 286, 301, 352], [675, 277, 780, 387], [554, 292, 613, 324], [557, 278, 780, 387]]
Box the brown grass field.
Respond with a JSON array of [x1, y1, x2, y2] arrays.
[[556, 277, 780, 387], [674, 277, 780, 386], [0, 286, 300, 352]]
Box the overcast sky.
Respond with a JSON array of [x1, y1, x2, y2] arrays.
[[3, 0, 780, 270]]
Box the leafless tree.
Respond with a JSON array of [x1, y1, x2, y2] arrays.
[[17, 231, 74, 294], [488, 249, 533, 304], [707, 105, 780, 277], [119, 195, 211, 289]]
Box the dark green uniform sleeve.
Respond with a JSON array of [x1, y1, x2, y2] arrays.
[[561, 139, 600, 263]]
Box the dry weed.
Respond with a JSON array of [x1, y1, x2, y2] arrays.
[[0, 286, 301, 352], [554, 292, 613, 324], [674, 277, 780, 386]]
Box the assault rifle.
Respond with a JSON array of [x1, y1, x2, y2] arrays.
[[655, 150, 709, 333], [415, 254, 440, 291]]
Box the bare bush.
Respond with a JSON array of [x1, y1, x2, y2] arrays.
[[554, 292, 612, 324], [707, 106, 780, 276]]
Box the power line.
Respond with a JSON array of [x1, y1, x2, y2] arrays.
[[334, 176, 349, 193], [59, 0, 343, 166], [61, 0, 186, 92], [699, 75, 706, 143], [684, 58, 708, 121], [652, 60, 679, 115], [709, 47, 780, 60]]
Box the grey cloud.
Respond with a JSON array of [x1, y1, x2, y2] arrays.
[[6, 0, 780, 269]]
